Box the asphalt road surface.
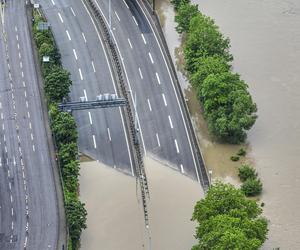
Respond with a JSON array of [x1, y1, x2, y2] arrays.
[[0, 1, 59, 249], [39, 0, 202, 182], [39, 0, 135, 175], [93, 0, 201, 181]]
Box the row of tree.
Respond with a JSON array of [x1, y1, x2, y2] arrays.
[[192, 182, 268, 249], [172, 0, 257, 143], [32, 9, 86, 250]]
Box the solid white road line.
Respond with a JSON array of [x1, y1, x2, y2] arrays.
[[82, 32, 87, 43], [155, 72, 161, 85], [70, 7, 76, 16], [147, 98, 152, 111], [156, 133, 161, 147], [83, 89, 88, 101], [58, 12, 64, 23], [132, 16, 138, 26], [91, 61, 96, 72], [141, 33, 147, 44], [66, 30, 71, 40], [138, 67, 143, 79], [88, 112, 92, 125], [73, 49, 78, 60], [168, 115, 173, 129], [107, 128, 111, 141], [174, 139, 180, 153], [122, 0, 129, 8], [92, 135, 97, 148], [79, 68, 83, 80], [148, 52, 154, 64], [162, 93, 167, 106], [115, 11, 120, 21], [127, 38, 133, 49], [51, 0, 55, 5]]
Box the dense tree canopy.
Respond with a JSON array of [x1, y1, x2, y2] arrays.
[[184, 13, 233, 73], [200, 72, 257, 143], [175, 3, 199, 33], [192, 183, 268, 250]]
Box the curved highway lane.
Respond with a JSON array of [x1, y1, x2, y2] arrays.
[[93, 0, 201, 181]]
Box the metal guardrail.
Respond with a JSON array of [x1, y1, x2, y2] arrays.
[[84, 0, 150, 227]]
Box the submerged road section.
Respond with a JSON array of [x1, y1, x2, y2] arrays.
[[0, 1, 60, 249]]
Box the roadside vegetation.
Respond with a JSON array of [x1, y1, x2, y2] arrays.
[[171, 0, 257, 144], [32, 9, 87, 250], [239, 164, 263, 197], [192, 182, 268, 249]]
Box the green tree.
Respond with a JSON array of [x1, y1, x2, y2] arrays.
[[238, 164, 257, 182], [63, 160, 80, 193], [241, 178, 263, 197], [51, 111, 78, 146], [190, 56, 230, 89], [58, 142, 78, 166], [34, 32, 51, 48], [39, 42, 61, 66], [192, 182, 261, 223], [200, 72, 257, 143], [45, 66, 72, 103], [192, 183, 268, 250], [171, 0, 190, 10], [175, 3, 199, 33], [65, 198, 87, 249], [184, 13, 233, 73]]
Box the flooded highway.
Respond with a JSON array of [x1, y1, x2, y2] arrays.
[[79, 158, 204, 250], [157, 0, 300, 248]]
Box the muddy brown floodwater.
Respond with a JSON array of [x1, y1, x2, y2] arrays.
[[79, 157, 204, 250], [157, 0, 300, 248]]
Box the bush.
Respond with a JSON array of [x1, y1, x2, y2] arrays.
[[237, 148, 247, 156], [230, 155, 240, 162], [238, 164, 257, 181], [241, 178, 263, 197]]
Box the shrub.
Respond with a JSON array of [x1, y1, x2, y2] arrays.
[[230, 155, 240, 162], [241, 178, 263, 197], [238, 164, 257, 181], [237, 148, 247, 156]]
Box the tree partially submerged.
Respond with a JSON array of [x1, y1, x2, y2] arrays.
[[192, 182, 268, 250]]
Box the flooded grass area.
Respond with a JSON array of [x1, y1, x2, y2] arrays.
[[79, 157, 204, 250]]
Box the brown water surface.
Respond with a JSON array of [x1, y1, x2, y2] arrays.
[[80, 157, 204, 250], [157, 0, 300, 248]]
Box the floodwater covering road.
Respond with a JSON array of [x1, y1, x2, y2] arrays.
[[157, 0, 300, 248], [79, 157, 204, 250]]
